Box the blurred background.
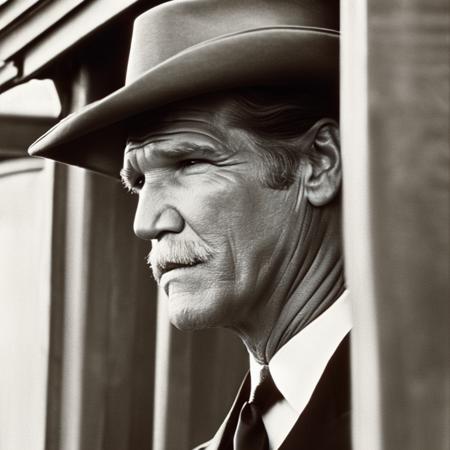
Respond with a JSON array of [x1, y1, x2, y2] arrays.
[[0, 1, 448, 450]]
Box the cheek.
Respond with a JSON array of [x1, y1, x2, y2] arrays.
[[175, 173, 295, 273], [177, 177, 265, 283], [177, 172, 258, 235]]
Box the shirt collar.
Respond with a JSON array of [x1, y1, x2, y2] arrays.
[[249, 291, 352, 414]]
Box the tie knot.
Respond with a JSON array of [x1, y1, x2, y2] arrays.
[[250, 366, 281, 412]]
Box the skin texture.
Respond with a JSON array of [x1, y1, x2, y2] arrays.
[[121, 94, 345, 363]]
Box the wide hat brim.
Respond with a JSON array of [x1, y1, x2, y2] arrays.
[[29, 27, 338, 178]]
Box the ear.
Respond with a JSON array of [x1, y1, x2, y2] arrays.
[[302, 120, 341, 207]]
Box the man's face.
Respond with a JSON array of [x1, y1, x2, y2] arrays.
[[121, 97, 305, 331]]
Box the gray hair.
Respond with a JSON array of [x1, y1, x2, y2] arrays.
[[217, 87, 339, 189]]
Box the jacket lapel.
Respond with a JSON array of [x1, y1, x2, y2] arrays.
[[279, 334, 351, 450], [195, 375, 250, 450], [196, 334, 351, 450]]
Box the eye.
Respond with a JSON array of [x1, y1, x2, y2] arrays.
[[133, 175, 145, 190], [178, 159, 209, 169]]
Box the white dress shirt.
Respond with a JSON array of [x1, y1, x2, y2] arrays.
[[249, 291, 352, 449]]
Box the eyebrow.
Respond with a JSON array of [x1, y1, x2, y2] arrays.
[[120, 141, 233, 190], [125, 139, 232, 158]]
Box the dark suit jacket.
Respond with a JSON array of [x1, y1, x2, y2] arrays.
[[195, 334, 351, 450]]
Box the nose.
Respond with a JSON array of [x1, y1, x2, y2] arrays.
[[133, 190, 184, 241]]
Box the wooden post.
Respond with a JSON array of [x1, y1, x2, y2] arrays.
[[342, 1, 449, 449], [0, 158, 51, 450], [46, 50, 156, 450]]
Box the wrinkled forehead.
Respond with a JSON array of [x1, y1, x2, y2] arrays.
[[126, 94, 232, 149]]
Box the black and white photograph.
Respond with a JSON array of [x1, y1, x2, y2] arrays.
[[0, 1, 448, 450]]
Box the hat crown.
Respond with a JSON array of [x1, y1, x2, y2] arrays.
[[126, 0, 339, 83]]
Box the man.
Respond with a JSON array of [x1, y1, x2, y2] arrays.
[[30, 1, 351, 449]]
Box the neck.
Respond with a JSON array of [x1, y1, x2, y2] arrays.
[[265, 253, 345, 362], [236, 203, 345, 364]]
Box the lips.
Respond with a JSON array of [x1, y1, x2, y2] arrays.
[[159, 260, 201, 278]]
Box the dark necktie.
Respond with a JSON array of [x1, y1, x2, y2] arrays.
[[233, 367, 281, 450]]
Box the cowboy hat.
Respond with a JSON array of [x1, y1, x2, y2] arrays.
[[28, 0, 339, 178]]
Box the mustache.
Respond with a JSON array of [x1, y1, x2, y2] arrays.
[[147, 239, 215, 282]]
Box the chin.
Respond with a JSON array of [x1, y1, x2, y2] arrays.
[[169, 314, 207, 331], [166, 291, 229, 331]]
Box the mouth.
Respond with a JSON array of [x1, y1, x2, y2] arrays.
[[158, 260, 202, 279]]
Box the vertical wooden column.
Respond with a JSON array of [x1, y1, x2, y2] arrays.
[[46, 53, 156, 450], [0, 158, 51, 450], [342, 1, 449, 449], [341, 2, 382, 449]]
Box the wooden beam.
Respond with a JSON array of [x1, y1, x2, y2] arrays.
[[0, 0, 85, 61], [0, 0, 42, 31], [0, 59, 18, 86], [0, 0, 152, 92]]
